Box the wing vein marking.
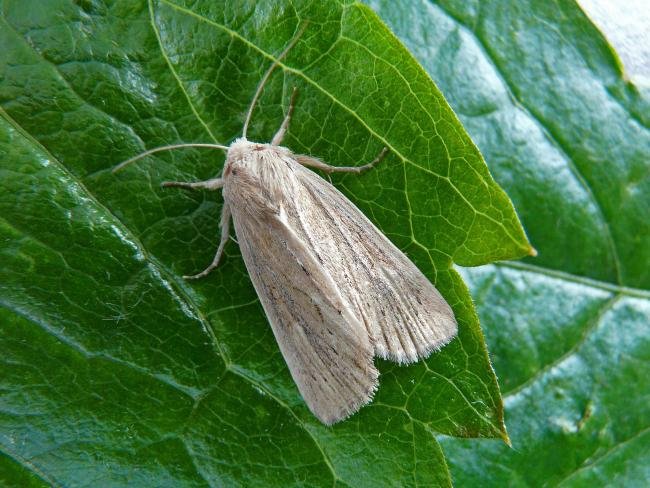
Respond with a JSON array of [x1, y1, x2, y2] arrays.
[[379, 267, 423, 360]]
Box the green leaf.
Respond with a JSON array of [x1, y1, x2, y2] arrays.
[[367, 0, 650, 485], [0, 0, 530, 486]]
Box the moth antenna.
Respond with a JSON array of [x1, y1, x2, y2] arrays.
[[112, 143, 228, 173], [242, 21, 309, 138]]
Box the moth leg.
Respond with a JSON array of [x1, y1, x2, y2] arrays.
[[161, 177, 224, 191], [271, 87, 298, 146], [295, 147, 389, 174], [184, 203, 232, 280]]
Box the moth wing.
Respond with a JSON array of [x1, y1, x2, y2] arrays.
[[228, 170, 378, 425], [293, 158, 458, 363]]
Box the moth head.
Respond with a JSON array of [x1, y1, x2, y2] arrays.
[[226, 137, 270, 165], [227, 138, 251, 162]]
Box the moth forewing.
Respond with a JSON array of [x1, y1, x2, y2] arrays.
[[225, 146, 379, 424], [292, 165, 458, 364], [114, 25, 458, 425]]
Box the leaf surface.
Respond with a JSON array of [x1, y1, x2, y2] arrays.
[[0, 0, 532, 486]]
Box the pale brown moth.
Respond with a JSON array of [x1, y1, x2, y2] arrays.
[[114, 26, 457, 425]]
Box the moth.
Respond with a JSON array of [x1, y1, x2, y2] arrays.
[[114, 26, 457, 425]]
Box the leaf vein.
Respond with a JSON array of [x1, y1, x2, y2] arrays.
[[147, 0, 221, 144], [157, 0, 526, 253], [497, 261, 650, 299], [556, 425, 650, 486], [504, 294, 621, 399], [0, 443, 62, 488]]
